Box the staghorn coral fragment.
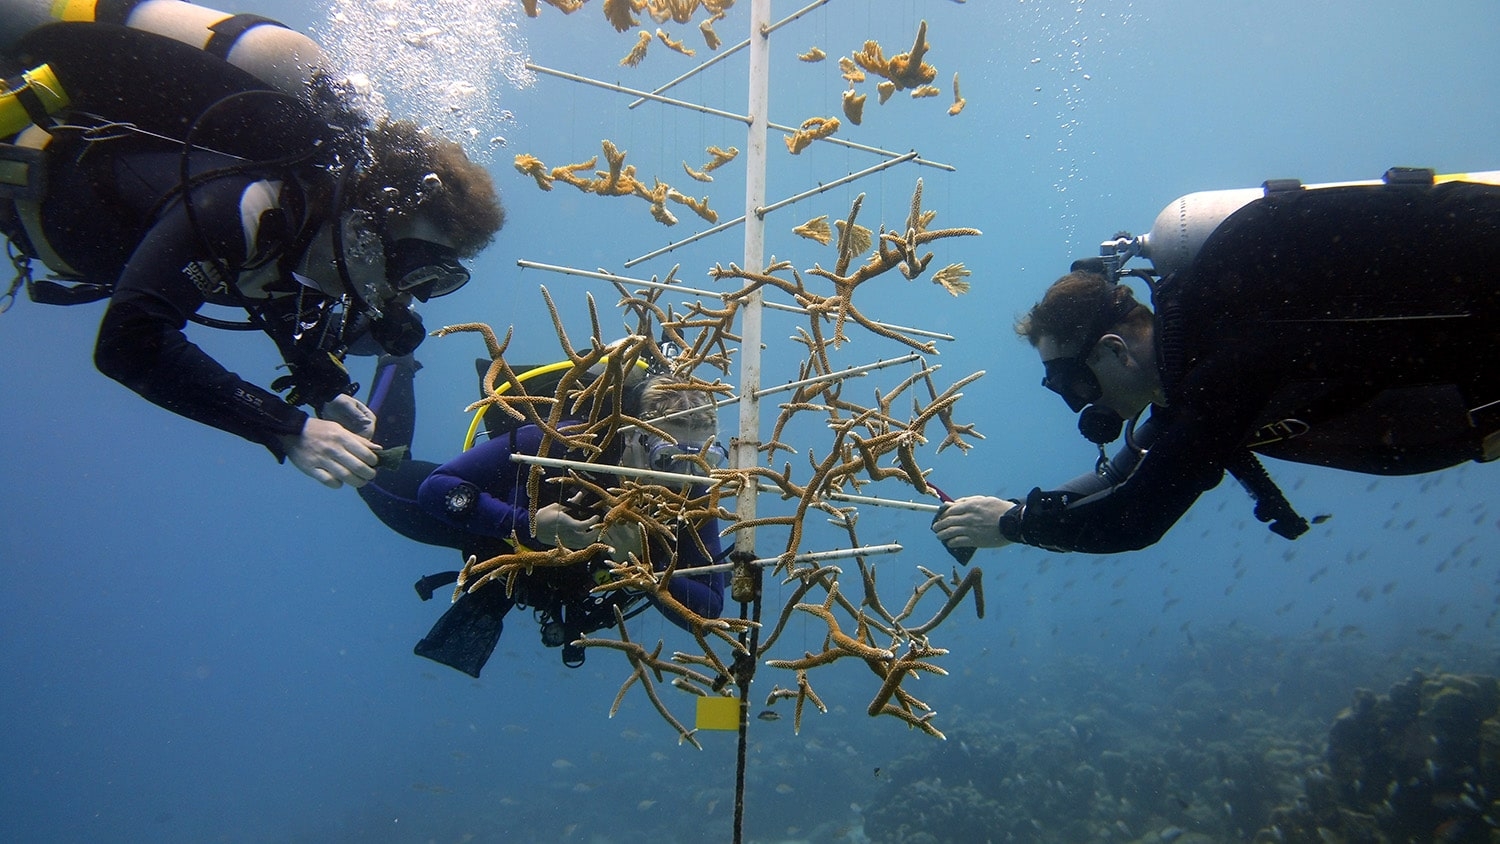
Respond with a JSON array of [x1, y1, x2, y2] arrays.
[[683, 145, 736, 182], [797, 46, 826, 62], [948, 72, 966, 116], [667, 190, 717, 223], [887, 20, 938, 90], [646, 0, 704, 25], [910, 85, 940, 99], [931, 263, 971, 296], [876, 80, 897, 104], [620, 30, 652, 66], [549, 156, 598, 190], [523, 0, 585, 15], [603, 0, 639, 31], [699, 18, 721, 50], [701, 145, 738, 172], [596, 140, 634, 195], [792, 216, 832, 245], [649, 199, 678, 226], [834, 220, 873, 258], [784, 116, 840, 154], [852, 40, 890, 81], [838, 56, 866, 85], [656, 28, 696, 57], [514, 153, 554, 191], [841, 89, 867, 125]]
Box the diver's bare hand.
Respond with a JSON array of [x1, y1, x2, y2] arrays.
[[320, 393, 377, 439], [534, 502, 601, 549], [280, 417, 380, 489], [931, 495, 1015, 549]]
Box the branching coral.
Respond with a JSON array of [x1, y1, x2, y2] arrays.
[[444, 70, 987, 742], [842, 89, 868, 125], [792, 216, 832, 245], [949, 72, 966, 116], [519, 140, 720, 227], [620, 29, 652, 66], [655, 28, 696, 57], [784, 116, 840, 154]]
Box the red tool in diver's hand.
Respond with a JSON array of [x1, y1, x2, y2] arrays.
[[927, 482, 976, 564]]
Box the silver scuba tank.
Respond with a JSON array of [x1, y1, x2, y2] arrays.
[[1138, 187, 1266, 280], [0, 0, 329, 96], [1112, 169, 1500, 281]]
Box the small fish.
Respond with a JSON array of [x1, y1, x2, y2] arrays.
[[756, 709, 781, 721]]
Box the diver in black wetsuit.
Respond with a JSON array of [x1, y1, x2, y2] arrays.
[[932, 173, 1500, 555], [360, 359, 729, 677], [1, 19, 504, 489]]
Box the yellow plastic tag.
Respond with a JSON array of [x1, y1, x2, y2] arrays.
[[695, 696, 740, 731]]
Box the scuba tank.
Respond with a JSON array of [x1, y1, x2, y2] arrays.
[[0, 0, 329, 100], [1098, 168, 1500, 282], [1080, 166, 1500, 541]]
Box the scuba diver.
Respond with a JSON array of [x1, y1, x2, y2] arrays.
[[359, 355, 729, 677], [0, 1, 504, 488], [932, 167, 1500, 555]]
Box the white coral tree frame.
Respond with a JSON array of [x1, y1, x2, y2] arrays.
[[495, 3, 979, 841]]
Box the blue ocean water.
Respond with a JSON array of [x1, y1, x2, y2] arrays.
[[1, 1, 1497, 842]]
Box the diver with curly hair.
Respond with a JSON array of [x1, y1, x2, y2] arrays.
[[0, 5, 505, 488]]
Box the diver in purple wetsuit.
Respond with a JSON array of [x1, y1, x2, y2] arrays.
[[360, 363, 729, 677]]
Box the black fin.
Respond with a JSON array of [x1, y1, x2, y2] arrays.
[[413, 589, 513, 678]]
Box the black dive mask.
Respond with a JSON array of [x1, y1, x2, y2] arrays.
[[386, 238, 470, 302], [640, 435, 729, 478], [1041, 344, 1102, 413]]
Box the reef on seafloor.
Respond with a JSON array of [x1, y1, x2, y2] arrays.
[[1254, 671, 1500, 844], [859, 626, 1500, 844]]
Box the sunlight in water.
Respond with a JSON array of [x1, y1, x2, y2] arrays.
[[315, 0, 536, 159]]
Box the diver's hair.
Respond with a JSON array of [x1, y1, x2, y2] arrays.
[[633, 374, 717, 430], [356, 119, 505, 258], [1015, 270, 1154, 350]]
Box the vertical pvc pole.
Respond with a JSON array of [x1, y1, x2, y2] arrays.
[[735, 2, 768, 556], [731, 5, 769, 844]]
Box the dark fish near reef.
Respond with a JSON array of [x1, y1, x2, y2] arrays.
[[756, 710, 781, 721]]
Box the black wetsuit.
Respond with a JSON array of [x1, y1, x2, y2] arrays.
[[77, 146, 322, 456], [17, 127, 385, 460], [5, 23, 363, 458], [1001, 180, 1500, 553]]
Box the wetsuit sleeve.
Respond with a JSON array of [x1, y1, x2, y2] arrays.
[[1000, 359, 1276, 552], [654, 516, 728, 628], [417, 432, 536, 541], [93, 181, 309, 457]]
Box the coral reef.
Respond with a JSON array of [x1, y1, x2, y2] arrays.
[[1255, 671, 1500, 843], [858, 627, 1488, 844]]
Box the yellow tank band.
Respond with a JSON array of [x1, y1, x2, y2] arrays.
[[1436, 171, 1500, 187], [51, 0, 99, 22], [0, 64, 71, 138]]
